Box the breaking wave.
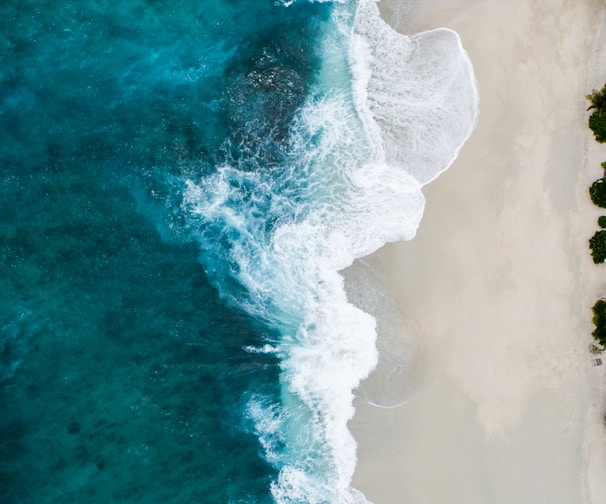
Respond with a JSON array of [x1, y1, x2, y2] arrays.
[[181, 0, 478, 502]]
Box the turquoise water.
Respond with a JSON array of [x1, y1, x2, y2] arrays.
[[0, 1, 329, 502], [1, 0, 479, 502]]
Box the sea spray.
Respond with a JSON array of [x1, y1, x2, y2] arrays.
[[183, 91, 383, 503]]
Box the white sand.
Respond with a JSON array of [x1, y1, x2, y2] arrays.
[[349, 0, 606, 502]]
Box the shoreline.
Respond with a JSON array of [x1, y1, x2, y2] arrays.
[[350, 1, 606, 502]]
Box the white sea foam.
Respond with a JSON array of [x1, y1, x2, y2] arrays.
[[352, 0, 479, 185], [183, 1, 478, 502]]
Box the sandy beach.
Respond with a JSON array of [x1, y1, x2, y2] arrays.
[[349, 0, 606, 502]]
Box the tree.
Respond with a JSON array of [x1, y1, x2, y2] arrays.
[[589, 178, 606, 207], [587, 85, 606, 142], [589, 230, 606, 263], [592, 299, 606, 346], [598, 216, 606, 229], [589, 112, 606, 142], [587, 84, 606, 115]]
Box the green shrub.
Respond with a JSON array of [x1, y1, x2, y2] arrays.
[[587, 84, 606, 114], [592, 299, 606, 346], [589, 178, 606, 207], [599, 216, 606, 228], [590, 230, 606, 263], [589, 112, 606, 142]]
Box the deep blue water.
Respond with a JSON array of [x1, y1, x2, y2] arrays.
[[0, 1, 331, 502]]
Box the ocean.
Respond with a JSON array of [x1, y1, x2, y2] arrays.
[[0, 0, 478, 502]]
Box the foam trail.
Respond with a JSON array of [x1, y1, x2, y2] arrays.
[[182, 0, 478, 502]]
